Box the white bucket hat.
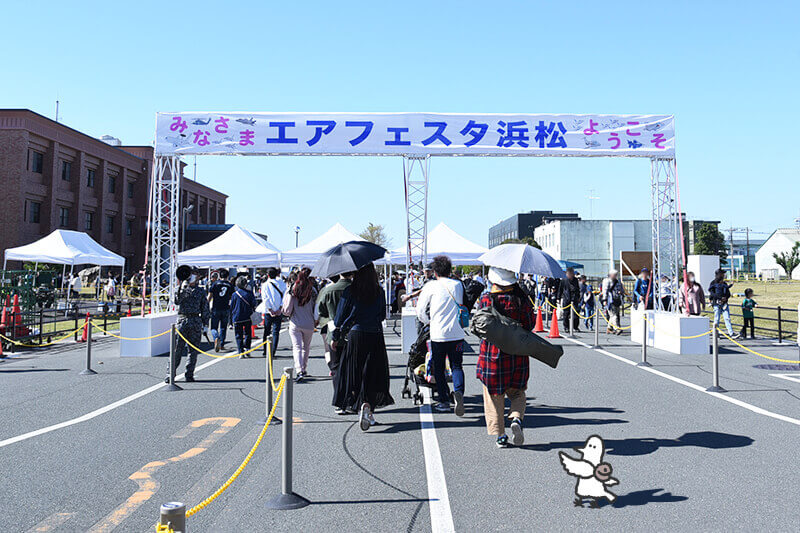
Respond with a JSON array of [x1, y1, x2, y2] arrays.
[[488, 267, 517, 287]]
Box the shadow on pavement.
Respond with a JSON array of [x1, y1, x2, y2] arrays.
[[600, 488, 688, 508], [0, 368, 69, 373], [311, 498, 432, 505], [523, 431, 754, 456]]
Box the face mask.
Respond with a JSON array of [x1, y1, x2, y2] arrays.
[[189, 274, 198, 283]]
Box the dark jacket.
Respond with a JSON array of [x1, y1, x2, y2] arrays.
[[558, 277, 581, 306], [708, 280, 731, 306], [332, 286, 386, 341], [230, 288, 257, 323], [317, 278, 351, 331]]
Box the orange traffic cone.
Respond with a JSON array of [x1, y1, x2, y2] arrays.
[[0, 303, 7, 332], [547, 309, 561, 339], [80, 312, 90, 342], [12, 295, 21, 326], [251, 324, 257, 337], [126, 308, 132, 317], [533, 307, 545, 332]]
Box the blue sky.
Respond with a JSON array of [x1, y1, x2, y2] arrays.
[[2, 1, 798, 250]]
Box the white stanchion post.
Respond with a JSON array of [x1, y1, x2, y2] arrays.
[[707, 327, 726, 392], [266, 368, 310, 510], [637, 314, 652, 367]]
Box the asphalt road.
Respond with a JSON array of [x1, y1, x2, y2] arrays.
[[1, 317, 799, 532]]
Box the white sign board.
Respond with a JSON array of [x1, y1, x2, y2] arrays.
[[155, 112, 674, 157]]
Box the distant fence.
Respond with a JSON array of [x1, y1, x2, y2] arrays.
[[0, 299, 143, 352], [701, 305, 797, 342]]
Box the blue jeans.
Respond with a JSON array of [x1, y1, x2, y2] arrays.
[[263, 314, 282, 356], [210, 308, 229, 346], [430, 340, 464, 404], [713, 304, 733, 336], [583, 303, 595, 330]]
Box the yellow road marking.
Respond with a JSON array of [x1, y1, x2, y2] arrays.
[[88, 417, 240, 533], [26, 512, 76, 532]]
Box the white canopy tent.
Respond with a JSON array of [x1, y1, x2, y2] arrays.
[[4, 229, 125, 268], [4, 229, 125, 305], [176, 224, 280, 267], [388, 222, 488, 265], [282, 223, 367, 266]]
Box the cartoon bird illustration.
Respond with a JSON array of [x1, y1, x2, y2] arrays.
[[558, 435, 619, 508]]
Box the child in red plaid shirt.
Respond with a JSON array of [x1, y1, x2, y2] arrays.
[[477, 267, 537, 448]]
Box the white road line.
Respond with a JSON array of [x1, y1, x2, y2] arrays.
[[0, 357, 225, 449], [770, 373, 800, 385], [564, 337, 800, 427], [419, 388, 455, 533]]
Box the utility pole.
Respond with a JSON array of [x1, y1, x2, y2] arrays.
[[587, 189, 600, 219], [745, 227, 750, 273]]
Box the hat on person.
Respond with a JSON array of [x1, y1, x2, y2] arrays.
[[488, 267, 517, 287], [609, 269, 619, 276]]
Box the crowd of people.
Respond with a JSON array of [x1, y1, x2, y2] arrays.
[[164, 257, 765, 448]]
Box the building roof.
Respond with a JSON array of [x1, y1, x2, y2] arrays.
[[756, 228, 800, 253], [0, 108, 146, 166]]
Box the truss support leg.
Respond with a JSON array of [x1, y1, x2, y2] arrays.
[[403, 156, 430, 293], [150, 155, 181, 313], [650, 157, 679, 313]]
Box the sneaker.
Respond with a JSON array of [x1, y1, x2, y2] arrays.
[[184, 374, 195, 383], [294, 373, 304, 384], [510, 418, 524, 446], [214, 338, 220, 352], [359, 403, 372, 431], [496, 434, 510, 448], [433, 402, 451, 413], [453, 391, 465, 417], [334, 407, 345, 415], [367, 413, 377, 426], [164, 376, 170, 384]]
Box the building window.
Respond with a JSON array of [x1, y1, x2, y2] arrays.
[[59, 207, 69, 227], [61, 161, 72, 181], [84, 212, 94, 231], [108, 175, 116, 194], [87, 168, 96, 187], [106, 215, 115, 234], [217, 208, 223, 223], [127, 181, 134, 199], [28, 150, 44, 173], [125, 218, 133, 236], [27, 201, 41, 223]]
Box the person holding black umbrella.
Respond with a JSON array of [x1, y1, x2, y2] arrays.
[[331, 263, 394, 427]]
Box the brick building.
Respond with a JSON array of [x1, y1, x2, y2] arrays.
[[0, 109, 227, 273]]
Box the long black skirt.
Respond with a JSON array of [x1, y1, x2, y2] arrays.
[[332, 329, 395, 411]]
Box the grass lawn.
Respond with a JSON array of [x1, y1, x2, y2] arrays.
[[704, 280, 800, 340]]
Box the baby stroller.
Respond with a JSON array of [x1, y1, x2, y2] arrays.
[[402, 324, 432, 405], [401, 324, 452, 405]]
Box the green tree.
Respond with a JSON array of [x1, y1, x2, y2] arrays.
[[501, 237, 541, 249], [773, 241, 800, 279], [359, 222, 392, 248], [694, 223, 728, 265]]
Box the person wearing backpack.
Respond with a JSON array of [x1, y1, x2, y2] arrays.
[[416, 255, 467, 416], [230, 276, 257, 358]]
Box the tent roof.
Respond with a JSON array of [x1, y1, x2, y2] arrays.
[[388, 223, 488, 265], [558, 260, 585, 270], [282, 223, 366, 265], [177, 224, 281, 267], [4, 229, 125, 267]]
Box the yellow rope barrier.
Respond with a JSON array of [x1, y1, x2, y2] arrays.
[[717, 329, 800, 364], [266, 338, 279, 392], [176, 329, 271, 359], [185, 374, 287, 517], [0, 323, 86, 348], [90, 320, 171, 341]]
